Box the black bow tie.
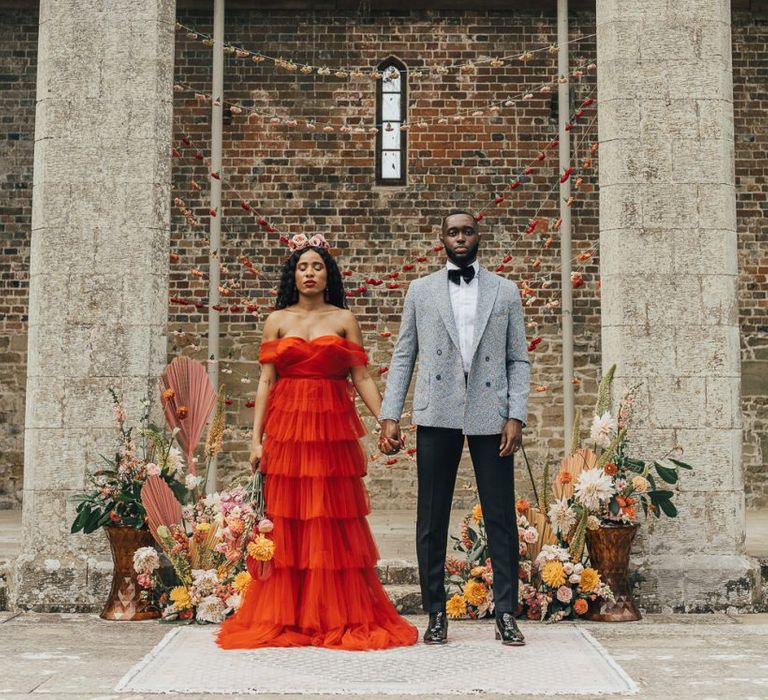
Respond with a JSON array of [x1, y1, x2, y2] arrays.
[[448, 266, 476, 285]]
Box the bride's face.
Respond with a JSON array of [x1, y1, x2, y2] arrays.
[[295, 249, 328, 297]]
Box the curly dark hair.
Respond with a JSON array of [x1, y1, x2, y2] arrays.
[[274, 246, 347, 310]]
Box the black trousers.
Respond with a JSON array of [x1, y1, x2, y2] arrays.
[[416, 425, 519, 615]]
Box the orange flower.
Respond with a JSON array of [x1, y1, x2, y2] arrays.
[[516, 498, 530, 513], [573, 598, 589, 615], [604, 463, 618, 476], [558, 470, 573, 484], [175, 405, 189, 419], [162, 388, 175, 400]]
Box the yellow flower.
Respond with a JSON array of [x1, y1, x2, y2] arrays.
[[472, 503, 483, 522], [446, 594, 467, 619], [247, 534, 275, 562], [580, 568, 601, 593], [170, 586, 192, 610], [632, 475, 649, 493], [464, 579, 488, 606], [233, 570, 252, 594], [541, 560, 566, 588], [196, 522, 212, 534]]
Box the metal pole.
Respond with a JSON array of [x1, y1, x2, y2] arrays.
[[206, 0, 224, 493], [558, 0, 575, 450]]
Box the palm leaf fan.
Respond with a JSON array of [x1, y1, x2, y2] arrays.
[[161, 356, 217, 474], [552, 448, 597, 501], [526, 506, 557, 563], [141, 475, 184, 545]]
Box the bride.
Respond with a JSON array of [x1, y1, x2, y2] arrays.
[[217, 233, 417, 650]]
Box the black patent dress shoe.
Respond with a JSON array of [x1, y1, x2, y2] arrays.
[[423, 611, 448, 645], [495, 612, 525, 646]]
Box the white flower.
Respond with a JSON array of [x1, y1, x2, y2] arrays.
[[535, 544, 571, 570], [202, 493, 221, 510], [574, 468, 615, 511], [522, 527, 538, 544], [569, 573, 581, 584], [196, 595, 227, 624], [225, 593, 242, 611], [185, 474, 203, 490], [590, 411, 617, 448], [547, 498, 577, 537], [574, 563, 584, 575], [132, 546, 160, 574], [145, 462, 161, 477], [161, 446, 185, 475], [563, 562, 574, 575], [191, 569, 219, 597]]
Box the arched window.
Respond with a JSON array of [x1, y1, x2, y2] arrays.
[[375, 57, 407, 185]]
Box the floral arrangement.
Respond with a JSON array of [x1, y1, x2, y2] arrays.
[[443, 502, 539, 620], [520, 543, 614, 623], [70, 388, 198, 534], [540, 365, 693, 562], [132, 475, 274, 623]]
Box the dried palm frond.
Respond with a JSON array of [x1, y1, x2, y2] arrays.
[[141, 476, 183, 544], [526, 506, 557, 563], [553, 448, 597, 501], [161, 357, 217, 474]]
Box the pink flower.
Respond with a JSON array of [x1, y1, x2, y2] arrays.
[[257, 518, 274, 533], [137, 573, 153, 589], [308, 234, 330, 250], [556, 585, 573, 603], [146, 462, 161, 477], [288, 234, 309, 251]]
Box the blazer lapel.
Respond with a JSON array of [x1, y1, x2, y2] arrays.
[[434, 269, 461, 353], [469, 266, 501, 362]]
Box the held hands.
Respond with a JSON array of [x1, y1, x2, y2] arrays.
[[499, 418, 523, 458], [249, 443, 263, 474], [378, 419, 405, 457]]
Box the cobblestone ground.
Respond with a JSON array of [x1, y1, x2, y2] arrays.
[[1, 612, 768, 699]]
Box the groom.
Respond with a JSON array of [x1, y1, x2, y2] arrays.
[[379, 210, 530, 646]]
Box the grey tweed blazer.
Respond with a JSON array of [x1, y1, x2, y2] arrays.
[[380, 265, 530, 435]]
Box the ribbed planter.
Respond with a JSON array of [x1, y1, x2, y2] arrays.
[[101, 526, 160, 621], [584, 523, 641, 622]]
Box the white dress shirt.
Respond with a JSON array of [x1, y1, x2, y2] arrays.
[[446, 260, 480, 374]]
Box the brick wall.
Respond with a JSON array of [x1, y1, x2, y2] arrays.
[[0, 8, 35, 508], [0, 6, 765, 510]]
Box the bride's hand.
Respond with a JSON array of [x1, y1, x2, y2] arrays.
[[249, 443, 263, 474]]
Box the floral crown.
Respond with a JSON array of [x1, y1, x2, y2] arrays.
[[287, 233, 331, 252]]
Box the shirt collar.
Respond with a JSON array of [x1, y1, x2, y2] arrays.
[[446, 259, 480, 272]]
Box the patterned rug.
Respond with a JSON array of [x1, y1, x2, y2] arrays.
[[116, 621, 637, 695]]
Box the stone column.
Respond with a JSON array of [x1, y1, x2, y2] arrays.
[[596, 0, 760, 611], [10, 1, 176, 610]]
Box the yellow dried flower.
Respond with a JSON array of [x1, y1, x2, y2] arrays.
[[446, 594, 467, 619], [170, 585, 192, 610], [247, 534, 275, 562], [541, 560, 566, 588], [472, 503, 483, 522], [233, 570, 252, 593], [195, 522, 212, 534], [580, 568, 601, 593], [464, 579, 488, 606]]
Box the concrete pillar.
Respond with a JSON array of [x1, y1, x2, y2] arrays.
[[10, 1, 176, 610], [596, 0, 760, 611]]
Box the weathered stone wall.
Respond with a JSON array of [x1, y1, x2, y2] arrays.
[[0, 5, 766, 512]]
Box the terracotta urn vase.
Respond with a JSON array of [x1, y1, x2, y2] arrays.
[[584, 523, 641, 622], [101, 526, 160, 621]]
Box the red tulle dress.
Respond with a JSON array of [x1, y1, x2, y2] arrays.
[[217, 335, 418, 651]]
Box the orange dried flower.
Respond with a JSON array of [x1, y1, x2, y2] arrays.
[[162, 388, 175, 400], [573, 598, 589, 615], [558, 471, 573, 484], [604, 463, 618, 476], [176, 405, 189, 419], [515, 498, 530, 513]]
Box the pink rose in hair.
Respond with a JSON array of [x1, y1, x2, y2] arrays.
[[308, 234, 330, 250], [288, 234, 309, 251]]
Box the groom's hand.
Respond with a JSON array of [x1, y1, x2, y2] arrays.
[[499, 419, 523, 457], [379, 419, 403, 456]]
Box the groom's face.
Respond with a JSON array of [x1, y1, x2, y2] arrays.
[[441, 213, 480, 267]]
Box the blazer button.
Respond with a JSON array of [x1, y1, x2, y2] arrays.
[[485, 381, 491, 387], [436, 374, 441, 380], [437, 349, 442, 355], [485, 356, 490, 362]]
